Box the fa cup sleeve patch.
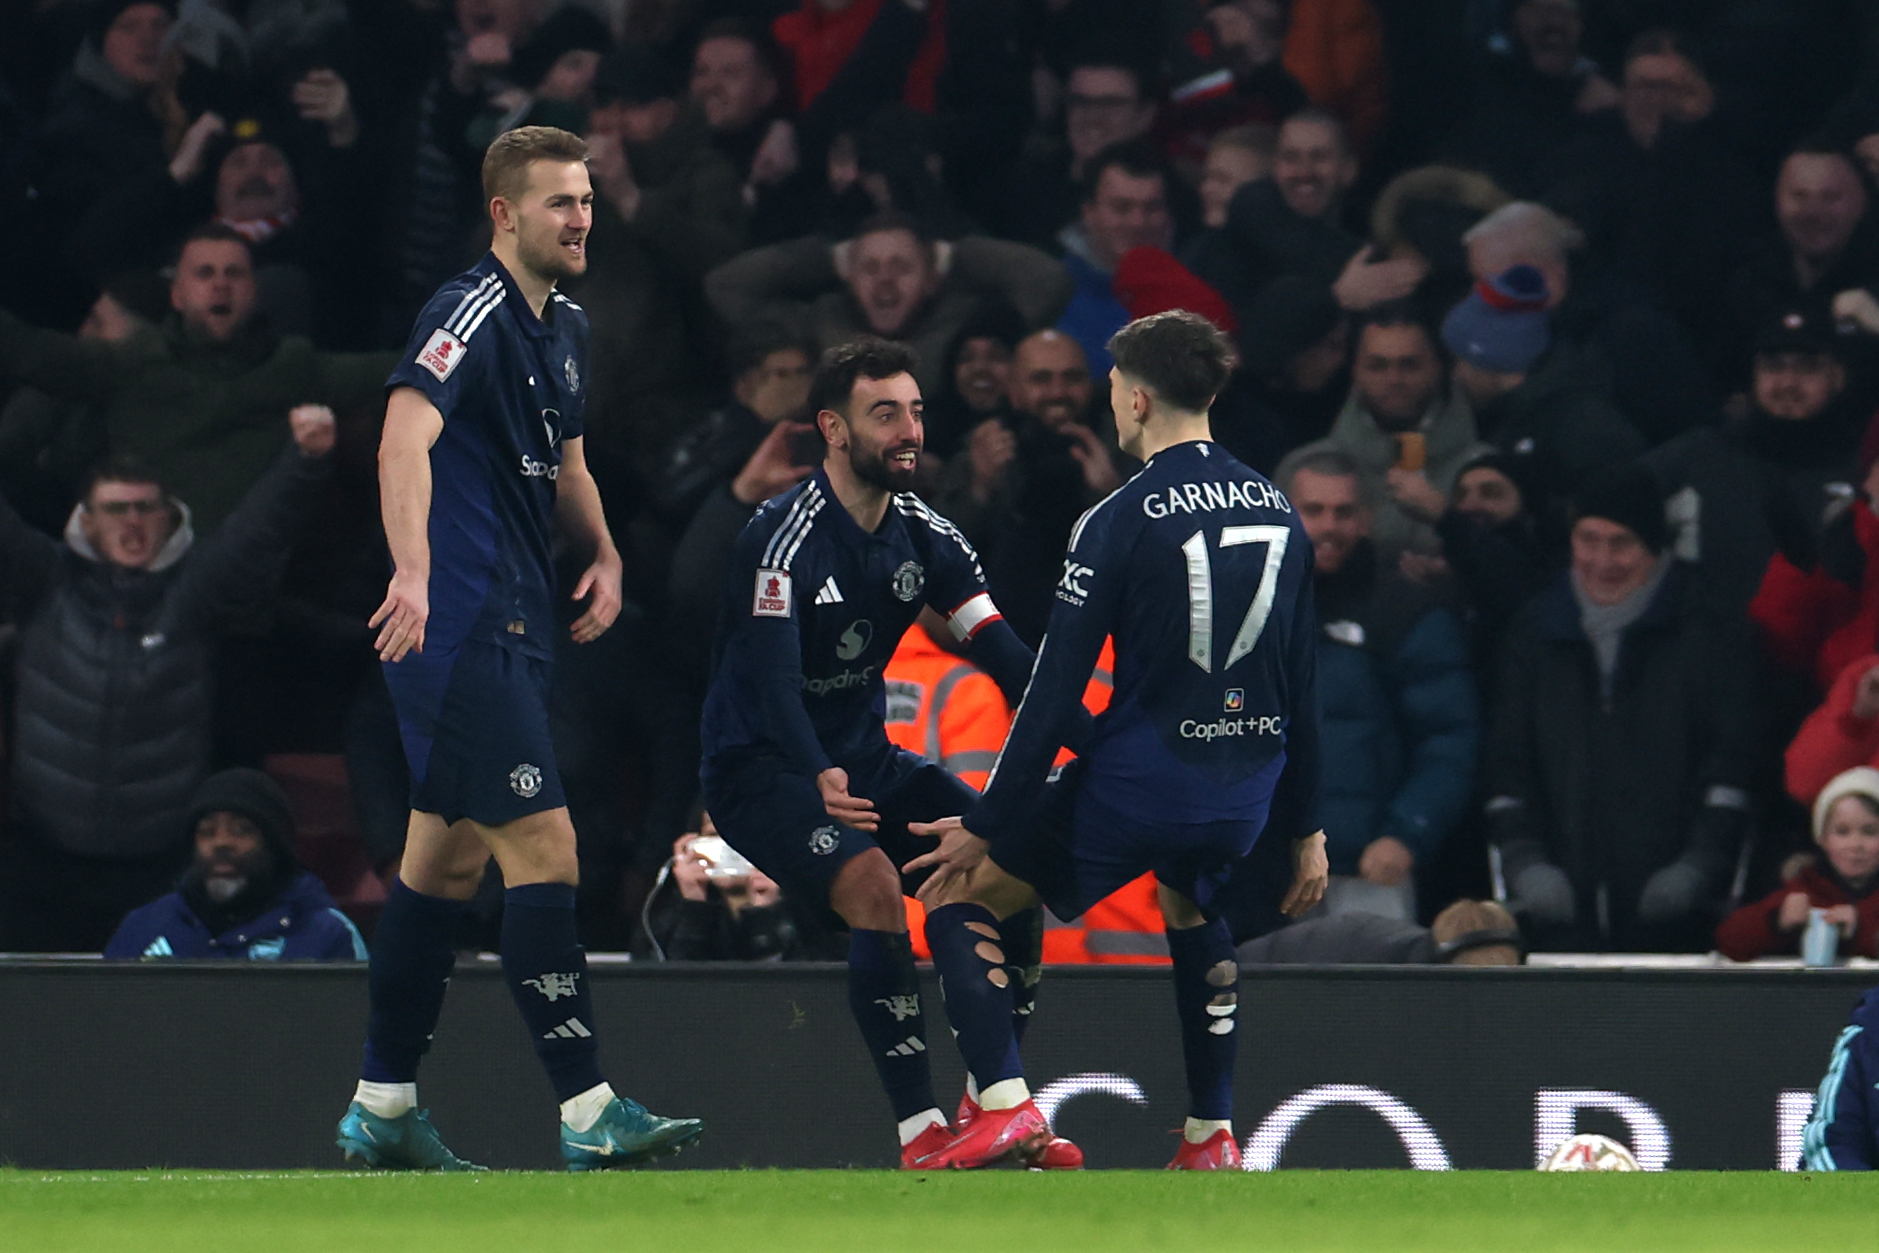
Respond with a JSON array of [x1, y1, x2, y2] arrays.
[[754, 568, 793, 617], [417, 328, 467, 382]]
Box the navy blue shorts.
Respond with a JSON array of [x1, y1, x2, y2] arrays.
[[383, 638, 565, 827], [989, 760, 1273, 923], [702, 738, 978, 915]]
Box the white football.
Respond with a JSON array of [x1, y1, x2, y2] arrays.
[[1539, 1133, 1641, 1172]]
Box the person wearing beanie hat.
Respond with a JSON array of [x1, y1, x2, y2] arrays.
[[1432, 449, 1551, 675], [1643, 299, 1859, 622], [104, 769, 368, 961], [1716, 766, 1879, 961], [1484, 461, 1756, 953], [1442, 265, 1643, 532]]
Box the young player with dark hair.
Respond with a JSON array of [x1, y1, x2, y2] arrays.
[[908, 310, 1330, 1170], [335, 126, 702, 1172], [699, 336, 1085, 1168]]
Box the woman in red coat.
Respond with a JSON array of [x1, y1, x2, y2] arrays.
[[1717, 767, 1879, 960]]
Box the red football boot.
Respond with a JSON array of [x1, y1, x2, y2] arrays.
[[1167, 1128, 1241, 1170], [899, 1120, 956, 1170], [913, 1100, 1049, 1169], [955, 1091, 980, 1131]]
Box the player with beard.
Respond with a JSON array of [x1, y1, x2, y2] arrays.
[[336, 127, 702, 1172], [699, 337, 1084, 1168]]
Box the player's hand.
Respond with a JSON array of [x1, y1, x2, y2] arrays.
[[369, 569, 429, 662], [1281, 830, 1329, 917], [1358, 835, 1414, 887], [732, 421, 816, 506], [905, 816, 990, 904], [569, 548, 623, 643], [289, 404, 337, 457], [818, 767, 879, 832]]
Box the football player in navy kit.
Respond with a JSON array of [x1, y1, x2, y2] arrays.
[[336, 127, 701, 1172], [699, 337, 1085, 1168], [908, 310, 1330, 1170]]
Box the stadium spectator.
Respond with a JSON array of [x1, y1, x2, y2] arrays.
[[574, 48, 751, 484], [0, 224, 393, 531], [1717, 767, 1879, 962], [644, 817, 840, 961], [931, 330, 1122, 644], [1442, 264, 1643, 532], [1432, 452, 1551, 674], [922, 303, 1026, 463], [1648, 303, 1859, 619], [1207, 274, 1348, 474], [1198, 125, 1278, 230], [1240, 897, 1522, 965], [105, 768, 368, 961], [1752, 439, 1879, 697], [1484, 466, 1755, 952], [1280, 0, 1389, 153], [1158, 3, 1302, 176], [704, 212, 1070, 401], [0, 407, 336, 953], [1000, 56, 1158, 250], [1787, 657, 1879, 809], [1463, 201, 1718, 444], [1440, 0, 1618, 198], [1281, 451, 1479, 920], [1363, 164, 1509, 316], [1055, 140, 1175, 373], [1277, 303, 1488, 560], [1729, 146, 1879, 380], [691, 19, 783, 171]]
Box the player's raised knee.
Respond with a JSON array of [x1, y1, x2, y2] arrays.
[[829, 849, 906, 931]]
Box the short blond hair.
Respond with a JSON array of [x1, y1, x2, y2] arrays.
[[482, 126, 589, 204]]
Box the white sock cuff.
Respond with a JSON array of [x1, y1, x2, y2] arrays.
[[897, 1108, 947, 1146], [354, 1080, 416, 1119], [560, 1082, 617, 1133], [978, 1078, 1030, 1111], [964, 1074, 980, 1103], [1185, 1117, 1232, 1144]]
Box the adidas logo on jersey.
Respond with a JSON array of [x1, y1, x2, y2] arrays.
[[813, 577, 843, 605]]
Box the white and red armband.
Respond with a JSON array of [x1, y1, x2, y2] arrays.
[[946, 592, 1003, 641]]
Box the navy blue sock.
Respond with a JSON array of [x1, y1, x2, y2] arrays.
[[997, 908, 1043, 1046], [362, 881, 466, 1084], [847, 929, 937, 1121], [501, 882, 606, 1103], [1167, 918, 1239, 1121], [925, 903, 1024, 1093]]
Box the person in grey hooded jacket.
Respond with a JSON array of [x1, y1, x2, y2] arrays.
[[0, 407, 333, 952]]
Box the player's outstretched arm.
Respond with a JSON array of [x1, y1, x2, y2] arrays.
[[555, 435, 623, 643], [371, 387, 443, 662]]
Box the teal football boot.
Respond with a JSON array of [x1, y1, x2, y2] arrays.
[[560, 1097, 704, 1171], [336, 1102, 486, 1171]]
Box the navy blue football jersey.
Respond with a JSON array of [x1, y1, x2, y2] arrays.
[[968, 440, 1320, 836], [700, 470, 1008, 776], [386, 254, 587, 660]]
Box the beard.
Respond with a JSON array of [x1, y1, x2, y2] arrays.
[[518, 228, 587, 283], [848, 438, 919, 492], [203, 874, 247, 904]]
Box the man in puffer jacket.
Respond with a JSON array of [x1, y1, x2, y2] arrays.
[[106, 768, 367, 961], [0, 408, 333, 951]]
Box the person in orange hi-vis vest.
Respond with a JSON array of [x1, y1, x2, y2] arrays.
[[887, 615, 1165, 963]]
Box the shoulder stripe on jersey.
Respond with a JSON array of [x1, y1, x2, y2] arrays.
[[762, 482, 824, 570], [443, 275, 501, 335], [551, 291, 583, 311], [893, 495, 978, 554], [458, 288, 507, 343], [777, 493, 826, 570], [760, 483, 817, 567], [1067, 479, 1134, 553]]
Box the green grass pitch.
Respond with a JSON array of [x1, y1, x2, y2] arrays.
[[2, 1170, 1868, 1252]]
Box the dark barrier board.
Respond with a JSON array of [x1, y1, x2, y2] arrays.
[[0, 963, 1870, 1171]]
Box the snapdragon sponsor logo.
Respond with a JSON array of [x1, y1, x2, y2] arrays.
[[520, 454, 559, 479], [1142, 479, 1290, 520], [1180, 715, 1283, 740], [803, 665, 879, 696]]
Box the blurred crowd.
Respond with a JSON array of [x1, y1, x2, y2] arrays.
[[4, 0, 1879, 962]]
